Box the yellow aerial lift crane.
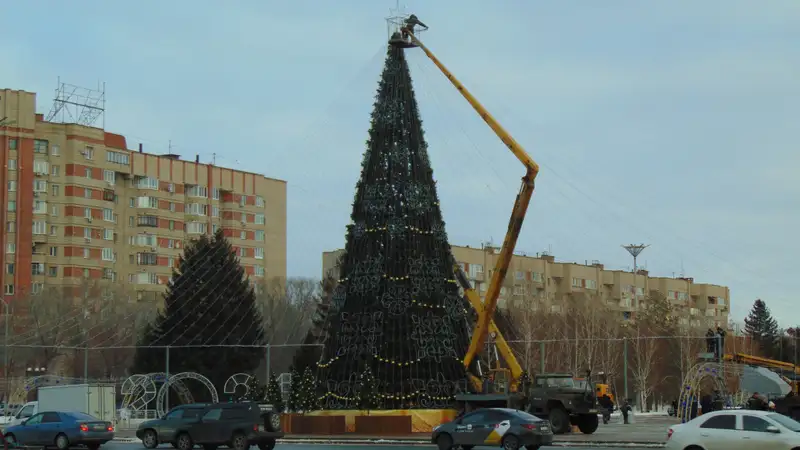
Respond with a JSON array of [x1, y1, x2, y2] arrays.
[[390, 20, 537, 394], [391, 18, 605, 435]]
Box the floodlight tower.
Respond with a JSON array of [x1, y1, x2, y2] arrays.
[[622, 244, 649, 273]]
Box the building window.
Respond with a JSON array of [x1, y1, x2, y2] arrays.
[[84, 207, 91, 219], [84, 188, 92, 199], [255, 214, 265, 225], [137, 216, 158, 227], [33, 140, 48, 154], [135, 176, 159, 190], [572, 277, 583, 288], [212, 188, 220, 200], [33, 200, 46, 214], [32, 221, 46, 235], [469, 264, 483, 279], [186, 203, 208, 216], [49, 246, 57, 256], [102, 248, 115, 261], [169, 202, 176, 212], [82, 146, 94, 159], [84, 227, 91, 239], [255, 230, 265, 241], [168, 220, 175, 231], [106, 150, 129, 165], [33, 180, 46, 192], [7, 181, 16, 192], [8, 139, 17, 150], [239, 195, 247, 207], [186, 185, 208, 198], [31, 263, 45, 276], [136, 253, 158, 265], [7, 159, 16, 170], [186, 222, 207, 234], [7, 201, 16, 212], [33, 160, 48, 174], [586, 279, 597, 290], [137, 196, 158, 209], [103, 208, 115, 222], [4, 243, 13, 254], [212, 224, 219, 233], [51, 184, 59, 196], [83, 248, 90, 258], [256, 196, 265, 207], [48, 266, 58, 277], [49, 225, 57, 236], [6, 264, 14, 275], [211, 206, 219, 217], [103, 229, 113, 240], [240, 231, 246, 240], [134, 272, 159, 285], [6, 222, 15, 233], [254, 265, 265, 277], [102, 268, 115, 280], [254, 248, 264, 260], [85, 167, 92, 178], [130, 234, 157, 247], [83, 268, 90, 278], [168, 257, 175, 268], [103, 170, 116, 184], [515, 271, 524, 280], [51, 165, 59, 176], [4, 285, 13, 295], [51, 145, 60, 156]]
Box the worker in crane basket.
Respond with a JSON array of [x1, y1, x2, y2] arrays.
[[401, 14, 428, 41]]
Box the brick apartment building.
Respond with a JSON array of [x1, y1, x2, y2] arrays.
[[323, 244, 731, 328], [0, 88, 287, 301]]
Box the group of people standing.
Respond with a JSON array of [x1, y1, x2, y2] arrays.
[[598, 393, 632, 424], [705, 326, 727, 358]]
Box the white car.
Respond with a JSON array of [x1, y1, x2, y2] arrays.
[[665, 409, 800, 450]]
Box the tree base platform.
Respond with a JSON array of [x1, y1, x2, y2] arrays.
[[290, 409, 456, 433]]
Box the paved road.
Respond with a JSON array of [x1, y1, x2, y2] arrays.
[[103, 444, 659, 450]]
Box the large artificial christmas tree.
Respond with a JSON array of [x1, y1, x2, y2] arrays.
[[315, 42, 471, 410], [131, 229, 266, 393]]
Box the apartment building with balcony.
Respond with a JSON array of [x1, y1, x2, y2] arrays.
[[1, 88, 287, 301], [322, 243, 730, 328]]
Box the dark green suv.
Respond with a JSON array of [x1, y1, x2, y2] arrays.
[[136, 402, 283, 450]]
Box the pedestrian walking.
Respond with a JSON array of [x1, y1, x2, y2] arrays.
[[621, 399, 632, 424], [598, 393, 613, 424]]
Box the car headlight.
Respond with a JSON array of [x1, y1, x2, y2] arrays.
[[433, 425, 441, 432]]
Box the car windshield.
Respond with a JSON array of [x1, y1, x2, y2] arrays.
[[767, 413, 800, 432], [544, 377, 575, 388]]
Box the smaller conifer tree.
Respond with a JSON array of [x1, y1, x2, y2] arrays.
[[299, 367, 317, 412], [242, 376, 266, 402], [287, 368, 302, 412], [265, 372, 285, 412], [355, 366, 378, 410]]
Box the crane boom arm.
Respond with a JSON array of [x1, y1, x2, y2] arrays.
[[406, 29, 540, 372]]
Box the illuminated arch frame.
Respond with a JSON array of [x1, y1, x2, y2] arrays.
[[155, 372, 219, 417], [223, 373, 253, 397], [677, 361, 746, 423]]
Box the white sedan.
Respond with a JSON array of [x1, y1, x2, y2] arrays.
[[665, 409, 800, 450]]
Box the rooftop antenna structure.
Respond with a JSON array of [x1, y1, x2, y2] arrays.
[[46, 77, 106, 128], [622, 244, 649, 273]]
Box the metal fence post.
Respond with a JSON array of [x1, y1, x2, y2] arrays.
[[539, 341, 545, 373], [265, 344, 271, 380]]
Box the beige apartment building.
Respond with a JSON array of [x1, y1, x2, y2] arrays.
[[1, 88, 287, 301], [322, 244, 730, 328]]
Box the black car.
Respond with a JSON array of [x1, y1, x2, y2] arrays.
[[136, 402, 283, 450], [432, 408, 552, 450]]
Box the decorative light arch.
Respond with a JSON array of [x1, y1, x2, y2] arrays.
[[223, 373, 253, 396], [677, 361, 746, 423], [155, 372, 219, 417]]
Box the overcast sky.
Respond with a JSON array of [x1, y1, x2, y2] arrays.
[[2, 1, 797, 324]]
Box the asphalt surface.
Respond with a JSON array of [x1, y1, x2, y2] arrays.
[[102, 444, 659, 450]]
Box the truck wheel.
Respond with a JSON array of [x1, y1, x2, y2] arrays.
[[231, 432, 248, 450], [176, 433, 193, 450], [264, 411, 281, 432], [55, 433, 70, 450], [577, 414, 599, 434], [257, 441, 275, 450], [548, 408, 570, 434], [141, 429, 158, 449]]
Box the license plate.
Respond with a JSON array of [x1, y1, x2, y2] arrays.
[[92, 425, 106, 431]]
